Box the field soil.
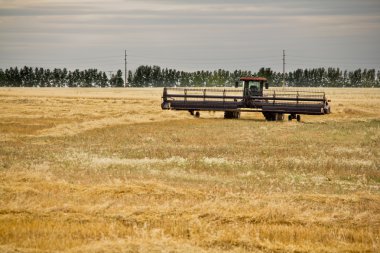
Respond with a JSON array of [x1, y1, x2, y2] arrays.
[[0, 87, 379, 252]]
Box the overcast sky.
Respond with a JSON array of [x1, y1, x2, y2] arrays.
[[1, 0, 379, 73]]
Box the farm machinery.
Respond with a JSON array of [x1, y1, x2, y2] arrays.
[[161, 77, 331, 121]]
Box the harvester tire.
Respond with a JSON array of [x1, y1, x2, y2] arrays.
[[224, 111, 234, 119], [263, 112, 284, 121], [233, 112, 241, 119], [263, 112, 274, 121], [276, 113, 284, 121]]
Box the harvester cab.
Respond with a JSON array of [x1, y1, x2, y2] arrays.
[[238, 77, 268, 97]]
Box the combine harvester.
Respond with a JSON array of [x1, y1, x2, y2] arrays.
[[161, 77, 331, 121]]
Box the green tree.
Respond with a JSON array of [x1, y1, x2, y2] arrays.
[[0, 69, 5, 87], [127, 70, 133, 85], [362, 69, 375, 87], [258, 68, 274, 83], [110, 69, 124, 87], [62, 68, 68, 87], [349, 69, 362, 87], [151, 65, 162, 86], [34, 67, 42, 87], [10, 67, 22, 87]]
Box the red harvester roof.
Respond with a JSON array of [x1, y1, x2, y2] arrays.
[[240, 77, 267, 82]]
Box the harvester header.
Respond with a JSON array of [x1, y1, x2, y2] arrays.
[[162, 77, 330, 121]]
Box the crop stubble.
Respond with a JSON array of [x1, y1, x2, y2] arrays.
[[0, 87, 379, 252]]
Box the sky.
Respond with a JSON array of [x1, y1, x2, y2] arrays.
[[0, 0, 380, 73]]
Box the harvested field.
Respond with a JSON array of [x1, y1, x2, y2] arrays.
[[0, 87, 379, 253]]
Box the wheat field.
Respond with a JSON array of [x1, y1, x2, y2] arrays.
[[0, 87, 379, 253]]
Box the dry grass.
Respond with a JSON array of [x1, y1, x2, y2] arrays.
[[0, 87, 379, 253]]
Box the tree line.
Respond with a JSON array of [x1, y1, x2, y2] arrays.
[[1, 65, 379, 87], [128, 66, 380, 88], [0, 66, 124, 87]]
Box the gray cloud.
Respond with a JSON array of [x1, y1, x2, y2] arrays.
[[0, 0, 379, 72]]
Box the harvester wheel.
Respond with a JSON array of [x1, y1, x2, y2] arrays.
[[189, 110, 194, 116], [288, 115, 292, 121], [195, 111, 200, 118], [233, 112, 241, 119], [296, 115, 301, 122], [263, 112, 275, 121], [276, 113, 284, 121], [263, 112, 284, 121], [224, 111, 233, 119]]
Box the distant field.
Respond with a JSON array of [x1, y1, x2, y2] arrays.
[[0, 87, 379, 253]]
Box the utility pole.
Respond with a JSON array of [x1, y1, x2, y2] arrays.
[[282, 50, 286, 89], [124, 50, 127, 87]]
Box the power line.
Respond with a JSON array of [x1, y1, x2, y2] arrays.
[[289, 54, 380, 61], [128, 54, 280, 62]]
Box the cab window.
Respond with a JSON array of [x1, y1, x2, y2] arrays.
[[248, 81, 260, 92]]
